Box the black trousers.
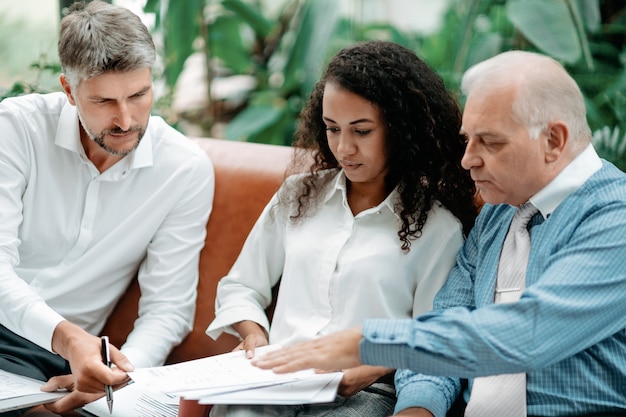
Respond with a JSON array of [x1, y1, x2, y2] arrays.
[[0, 324, 71, 416], [445, 379, 467, 417]]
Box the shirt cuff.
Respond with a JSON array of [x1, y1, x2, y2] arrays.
[[23, 301, 65, 352], [206, 307, 271, 341], [360, 318, 415, 369], [394, 370, 459, 417]]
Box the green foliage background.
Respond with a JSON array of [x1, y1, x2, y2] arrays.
[[145, 0, 625, 169], [2, 0, 625, 169]]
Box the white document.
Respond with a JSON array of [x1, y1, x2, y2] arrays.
[[80, 374, 342, 416], [190, 372, 343, 405], [80, 382, 178, 417], [0, 369, 68, 412], [129, 345, 315, 394]]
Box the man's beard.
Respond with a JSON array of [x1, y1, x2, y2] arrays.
[[77, 109, 146, 156]]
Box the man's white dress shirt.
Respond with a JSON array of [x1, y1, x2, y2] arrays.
[[0, 92, 214, 367]]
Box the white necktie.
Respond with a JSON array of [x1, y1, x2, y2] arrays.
[[465, 202, 539, 417]]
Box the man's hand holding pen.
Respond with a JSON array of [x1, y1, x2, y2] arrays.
[[38, 320, 134, 414]]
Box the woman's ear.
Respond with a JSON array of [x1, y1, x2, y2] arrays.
[[544, 121, 568, 163]]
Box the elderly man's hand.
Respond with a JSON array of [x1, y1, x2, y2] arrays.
[[252, 326, 363, 373]]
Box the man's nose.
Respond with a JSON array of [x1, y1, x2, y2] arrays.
[[461, 138, 479, 170], [113, 102, 132, 131]]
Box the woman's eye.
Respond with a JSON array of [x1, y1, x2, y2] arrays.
[[325, 127, 339, 133], [355, 129, 371, 136]]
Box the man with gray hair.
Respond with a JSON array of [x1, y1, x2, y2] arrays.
[[252, 50, 626, 417], [0, 1, 214, 414]]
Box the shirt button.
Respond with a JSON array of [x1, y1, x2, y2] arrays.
[[371, 332, 379, 339]]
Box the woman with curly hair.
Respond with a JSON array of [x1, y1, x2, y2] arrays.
[[206, 40, 477, 417]]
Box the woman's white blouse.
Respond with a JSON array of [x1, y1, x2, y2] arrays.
[[206, 170, 463, 347]]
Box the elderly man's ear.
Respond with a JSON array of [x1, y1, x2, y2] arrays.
[[544, 121, 569, 164]]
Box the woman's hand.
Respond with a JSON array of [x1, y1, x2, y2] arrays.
[[232, 320, 269, 358], [233, 333, 269, 359]]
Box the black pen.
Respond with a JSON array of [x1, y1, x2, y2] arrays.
[[101, 335, 114, 414]]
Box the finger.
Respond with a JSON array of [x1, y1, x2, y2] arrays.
[[113, 379, 130, 391], [253, 345, 300, 365], [44, 390, 102, 414], [314, 368, 341, 374], [242, 338, 257, 359], [109, 346, 135, 372], [252, 353, 285, 368], [40, 375, 74, 392], [253, 354, 310, 373], [94, 361, 129, 387], [266, 361, 307, 374], [254, 346, 293, 363]]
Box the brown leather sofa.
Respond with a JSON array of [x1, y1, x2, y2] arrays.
[[25, 138, 291, 417]]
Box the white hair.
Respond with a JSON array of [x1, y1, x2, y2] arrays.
[[461, 50, 591, 151]]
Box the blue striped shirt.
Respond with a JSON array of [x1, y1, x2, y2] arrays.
[[360, 148, 626, 417]]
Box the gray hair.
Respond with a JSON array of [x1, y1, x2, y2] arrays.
[[59, 1, 156, 90], [461, 50, 591, 152]]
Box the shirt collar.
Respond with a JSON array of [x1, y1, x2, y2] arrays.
[[54, 100, 154, 171], [55, 102, 83, 154], [530, 144, 602, 219], [326, 170, 401, 220]]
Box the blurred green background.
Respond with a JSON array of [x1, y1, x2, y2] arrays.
[[1, 0, 625, 169]]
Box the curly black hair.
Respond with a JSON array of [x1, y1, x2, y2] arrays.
[[288, 40, 477, 250]]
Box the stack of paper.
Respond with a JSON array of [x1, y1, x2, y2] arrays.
[[184, 373, 343, 405], [80, 345, 342, 416], [129, 345, 342, 405], [80, 383, 178, 417], [0, 369, 69, 413]]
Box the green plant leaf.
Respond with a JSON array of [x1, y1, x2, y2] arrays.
[[281, 0, 341, 96], [161, 0, 202, 89], [248, 109, 297, 146], [592, 126, 626, 171], [208, 15, 252, 74], [224, 103, 285, 142], [144, 0, 159, 15], [466, 32, 503, 68], [221, 0, 272, 39], [359, 23, 414, 47], [576, 0, 601, 32], [506, 0, 581, 63]]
